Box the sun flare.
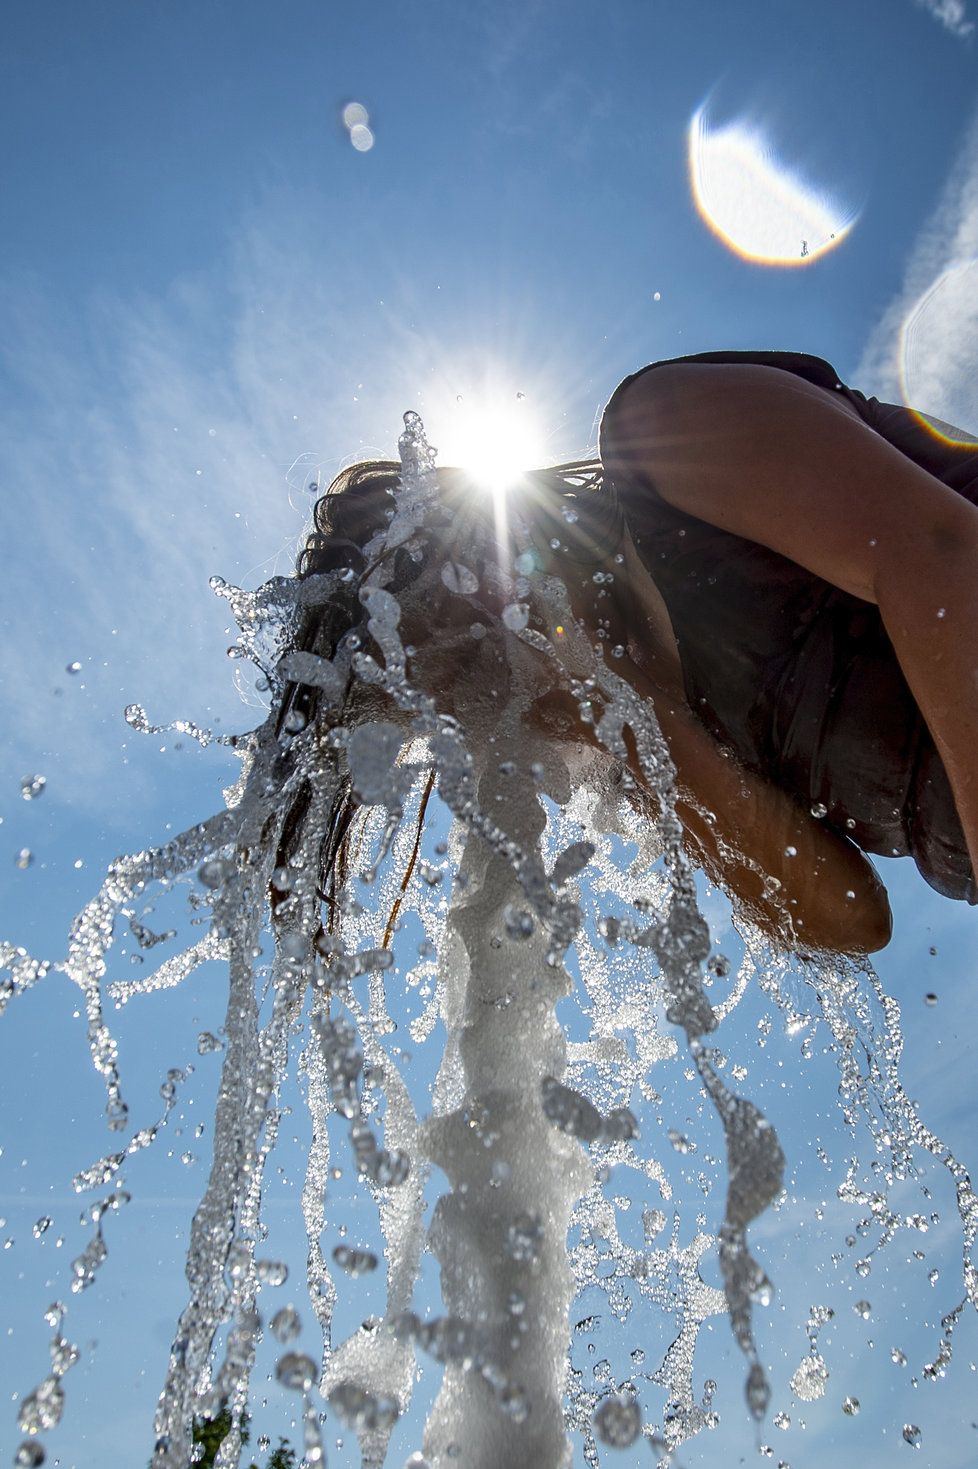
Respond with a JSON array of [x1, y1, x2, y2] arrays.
[[898, 260, 978, 447], [435, 392, 548, 493], [688, 103, 859, 266]]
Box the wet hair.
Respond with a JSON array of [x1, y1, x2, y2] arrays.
[[281, 457, 628, 927], [285, 455, 632, 737], [297, 461, 403, 582], [297, 457, 626, 585]]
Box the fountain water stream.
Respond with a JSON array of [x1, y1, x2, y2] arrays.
[[3, 412, 976, 1468]]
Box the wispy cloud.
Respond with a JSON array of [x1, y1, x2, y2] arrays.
[[0, 203, 454, 812], [915, 0, 974, 37], [856, 107, 978, 428], [0, 193, 589, 820]]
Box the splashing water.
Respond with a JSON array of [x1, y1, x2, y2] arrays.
[[3, 410, 977, 1467]]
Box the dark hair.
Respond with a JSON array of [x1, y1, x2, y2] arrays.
[[277, 455, 627, 934], [298, 457, 625, 583], [297, 460, 402, 581], [285, 456, 630, 729]]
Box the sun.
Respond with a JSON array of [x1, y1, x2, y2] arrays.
[[435, 392, 548, 494]]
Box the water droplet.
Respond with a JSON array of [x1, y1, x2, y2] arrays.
[[790, 1354, 829, 1401], [505, 1211, 544, 1264], [15, 848, 34, 870], [66, 660, 82, 674], [20, 775, 46, 801], [499, 899, 528, 946], [32, 1217, 52, 1239], [197, 1031, 222, 1054], [902, 1424, 921, 1448], [50, 1334, 78, 1375], [642, 1208, 666, 1242], [854, 1299, 872, 1319], [507, 1290, 526, 1317], [276, 1352, 317, 1391], [752, 1273, 774, 1307], [328, 1380, 398, 1431], [603, 1106, 638, 1142], [842, 1395, 860, 1414], [501, 602, 529, 633], [810, 801, 827, 818], [440, 561, 479, 595], [593, 1395, 641, 1447], [15, 1443, 46, 1467], [198, 857, 234, 890], [332, 1244, 378, 1276], [891, 1347, 907, 1366], [256, 1258, 288, 1286], [541, 1077, 603, 1143], [271, 1305, 301, 1343], [924, 993, 937, 1006], [18, 1377, 65, 1433]]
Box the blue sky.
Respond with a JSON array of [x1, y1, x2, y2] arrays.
[[2, 1, 978, 1464]]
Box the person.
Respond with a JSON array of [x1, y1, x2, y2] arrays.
[[290, 350, 978, 957]]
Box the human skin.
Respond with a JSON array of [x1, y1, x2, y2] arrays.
[[526, 630, 894, 957], [400, 533, 893, 956], [354, 361, 978, 956], [602, 361, 978, 891]]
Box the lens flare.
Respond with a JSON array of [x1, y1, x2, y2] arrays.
[[898, 260, 978, 447], [688, 103, 858, 267], [342, 101, 369, 130], [341, 100, 375, 152]]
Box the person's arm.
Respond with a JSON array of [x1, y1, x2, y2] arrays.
[[534, 665, 893, 956], [603, 361, 978, 888], [650, 680, 892, 954], [398, 523, 892, 952]]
